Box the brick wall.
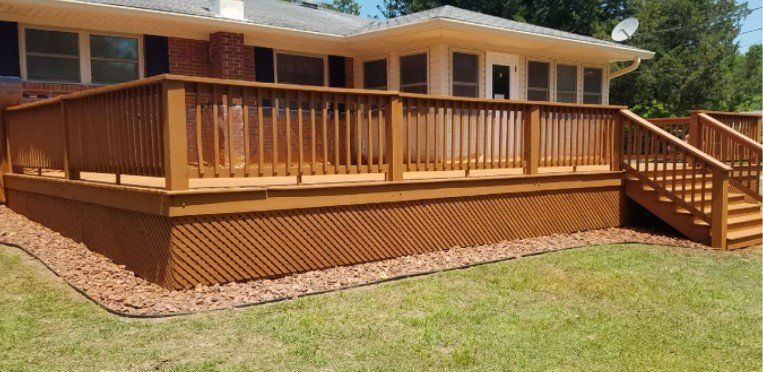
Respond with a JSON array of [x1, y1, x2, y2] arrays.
[[21, 82, 92, 103], [168, 37, 212, 77], [210, 32, 251, 80]]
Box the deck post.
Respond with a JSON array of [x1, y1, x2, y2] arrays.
[[1, 111, 8, 174], [162, 79, 189, 191], [611, 111, 623, 171], [710, 168, 729, 249], [524, 105, 540, 175], [385, 94, 404, 182], [0, 110, 6, 203], [688, 111, 701, 149], [61, 101, 80, 180]]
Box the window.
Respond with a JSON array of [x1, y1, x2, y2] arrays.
[[90, 35, 139, 84], [276, 53, 325, 86], [527, 61, 550, 101], [25, 28, 80, 83], [399, 53, 428, 94], [556, 64, 577, 103], [452, 52, 479, 97], [363, 59, 387, 90], [583, 67, 603, 104]]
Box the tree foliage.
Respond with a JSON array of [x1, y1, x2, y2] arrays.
[[323, 0, 361, 15], [377, 0, 761, 116]]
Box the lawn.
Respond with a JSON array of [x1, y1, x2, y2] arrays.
[[0, 243, 760, 371]]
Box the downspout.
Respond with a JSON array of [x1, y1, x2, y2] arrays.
[[609, 57, 641, 80]]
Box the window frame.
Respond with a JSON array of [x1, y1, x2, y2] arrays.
[[526, 59, 552, 102], [361, 56, 389, 90], [582, 65, 605, 104], [449, 48, 482, 98], [554, 62, 579, 104], [19, 24, 143, 85], [398, 50, 429, 94], [274, 50, 328, 87]]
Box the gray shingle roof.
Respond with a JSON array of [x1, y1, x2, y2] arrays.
[[79, 0, 650, 53]]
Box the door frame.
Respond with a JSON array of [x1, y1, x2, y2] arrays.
[[485, 52, 518, 100]]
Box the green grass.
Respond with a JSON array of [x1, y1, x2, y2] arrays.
[[0, 244, 760, 371]]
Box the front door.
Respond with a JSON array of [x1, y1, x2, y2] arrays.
[[492, 65, 511, 99]]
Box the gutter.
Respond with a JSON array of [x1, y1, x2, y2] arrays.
[[609, 57, 642, 80]]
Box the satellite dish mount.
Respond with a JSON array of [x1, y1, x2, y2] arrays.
[[611, 18, 639, 42]]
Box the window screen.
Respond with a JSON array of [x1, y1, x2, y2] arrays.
[[399, 53, 427, 94], [556, 64, 577, 103], [527, 61, 550, 101], [452, 52, 479, 97], [363, 59, 387, 90], [583, 67, 603, 104], [277, 53, 324, 86], [25, 28, 80, 83], [90, 34, 139, 84]]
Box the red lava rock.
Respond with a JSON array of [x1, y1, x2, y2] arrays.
[[0, 205, 712, 316]]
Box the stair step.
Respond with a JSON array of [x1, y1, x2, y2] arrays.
[[676, 202, 761, 217], [727, 213, 763, 229], [657, 193, 746, 205], [726, 227, 763, 249]]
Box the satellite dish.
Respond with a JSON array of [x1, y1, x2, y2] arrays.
[[611, 17, 639, 42]]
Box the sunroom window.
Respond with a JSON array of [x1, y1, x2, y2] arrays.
[[556, 64, 577, 103], [452, 52, 479, 97], [399, 53, 428, 94], [276, 53, 325, 86], [25, 28, 80, 83], [527, 61, 550, 101], [363, 59, 387, 90], [583, 67, 603, 104], [90, 35, 139, 84]]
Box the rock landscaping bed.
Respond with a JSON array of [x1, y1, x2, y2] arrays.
[[0, 205, 709, 317]]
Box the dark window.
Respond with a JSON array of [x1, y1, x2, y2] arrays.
[[527, 61, 550, 101], [452, 52, 479, 97], [399, 53, 427, 94], [90, 34, 139, 84], [328, 55, 346, 87], [25, 28, 80, 83], [583, 67, 603, 104], [276, 53, 324, 86], [254, 47, 275, 83], [556, 64, 577, 103], [144, 35, 169, 77], [363, 59, 387, 90], [0, 22, 20, 77]]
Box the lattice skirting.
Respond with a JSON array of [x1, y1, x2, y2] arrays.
[[7, 186, 630, 289]]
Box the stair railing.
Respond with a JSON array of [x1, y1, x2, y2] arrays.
[[620, 109, 732, 248], [695, 113, 762, 202]]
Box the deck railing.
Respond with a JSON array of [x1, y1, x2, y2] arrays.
[[2, 75, 625, 190], [698, 110, 762, 143], [622, 109, 732, 247]]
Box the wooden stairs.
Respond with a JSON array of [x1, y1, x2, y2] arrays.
[[625, 173, 761, 249]]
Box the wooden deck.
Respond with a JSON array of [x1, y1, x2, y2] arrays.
[[1, 75, 760, 289]]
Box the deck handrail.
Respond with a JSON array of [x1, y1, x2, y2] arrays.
[[692, 110, 763, 143], [620, 109, 731, 248], [697, 113, 762, 201]]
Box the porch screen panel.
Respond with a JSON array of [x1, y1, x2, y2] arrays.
[[556, 64, 577, 103], [400, 53, 428, 94], [527, 61, 550, 101], [90, 34, 139, 84], [583, 67, 603, 104], [277, 53, 324, 86], [363, 59, 387, 90], [452, 52, 479, 97], [25, 29, 80, 83]]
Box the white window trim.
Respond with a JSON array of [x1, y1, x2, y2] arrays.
[[273, 50, 328, 87], [361, 55, 390, 90], [449, 47, 484, 98], [554, 61, 580, 104], [526, 58, 553, 102], [582, 65, 606, 104], [398, 49, 430, 94], [19, 24, 144, 85]]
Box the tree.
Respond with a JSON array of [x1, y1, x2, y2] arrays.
[[376, 0, 757, 116], [323, 0, 361, 15]]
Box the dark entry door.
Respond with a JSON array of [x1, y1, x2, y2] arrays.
[[492, 65, 511, 99]]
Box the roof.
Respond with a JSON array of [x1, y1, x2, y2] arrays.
[[76, 0, 650, 55]]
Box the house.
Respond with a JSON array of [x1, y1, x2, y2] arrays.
[[0, 0, 759, 291], [0, 0, 653, 103]]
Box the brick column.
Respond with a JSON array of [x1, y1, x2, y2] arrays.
[[210, 32, 247, 80]]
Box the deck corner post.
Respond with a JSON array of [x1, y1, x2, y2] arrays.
[[710, 168, 729, 249], [385, 94, 404, 182], [162, 79, 189, 191], [611, 111, 623, 171], [0, 109, 7, 203], [689, 111, 701, 148], [523, 104, 540, 175], [61, 101, 80, 181]]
